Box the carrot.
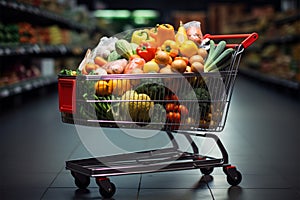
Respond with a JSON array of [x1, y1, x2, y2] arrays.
[[94, 56, 107, 67]]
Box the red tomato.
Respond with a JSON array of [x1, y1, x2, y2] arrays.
[[167, 112, 181, 123], [174, 104, 179, 112], [167, 112, 174, 122], [165, 103, 176, 112], [173, 112, 181, 123], [178, 105, 189, 116], [170, 94, 179, 101]]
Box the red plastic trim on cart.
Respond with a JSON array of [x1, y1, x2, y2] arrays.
[[58, 77, 76, 113], [203, 32, 258, 49]]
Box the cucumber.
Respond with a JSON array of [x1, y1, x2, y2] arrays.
[[204, 40, 227, 72], [209, 58, 231, 72], [204, 40, 215, 68], [206, 48, 234, 72]]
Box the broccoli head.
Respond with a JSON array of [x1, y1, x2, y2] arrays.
[[134, 78, 165, 101], [185, 87, 211, 118]]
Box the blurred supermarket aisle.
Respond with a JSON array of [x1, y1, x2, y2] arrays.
[[0, 76, 299, 200]]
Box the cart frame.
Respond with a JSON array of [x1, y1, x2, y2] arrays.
[[58, 33, 258, 198]]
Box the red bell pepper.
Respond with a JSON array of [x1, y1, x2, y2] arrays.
[[136, 42, 157, 62]]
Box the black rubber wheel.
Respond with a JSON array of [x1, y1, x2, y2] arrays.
[[71, 171, 90, 189], [75, 177, 90, 189], [200, 167, 214, 175], [227, 170, 242, 186], [99, 182, 116, 199]]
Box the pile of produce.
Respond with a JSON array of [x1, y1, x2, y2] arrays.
[[60, 21, 234, 130], [0, 22, 73, 45], [61, 21, 234, 76]]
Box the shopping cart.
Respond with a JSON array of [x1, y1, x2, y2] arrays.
[[58, 33, 258, 198]]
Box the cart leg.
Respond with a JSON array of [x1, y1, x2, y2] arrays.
[[205, 133, 242, 185], [166, 131, 180, 150], [204, 133, 229, 164], [183, 133, 199, 154], [174, 131, 228, 163], [184, 133, 214, 175], [95, 177, 116, 198]]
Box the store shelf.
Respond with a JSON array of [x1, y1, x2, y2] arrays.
[[0, 0, 92, 32], [263, 35, 300, 45], [239, 67, 300, 90], [0, 44, 87, 57], [275, 13, 300, 25], [0, 1, 99, 99], [229, 8, 300, 92], [0, 75, 57, 99]]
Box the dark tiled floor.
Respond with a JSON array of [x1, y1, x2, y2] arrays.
[[0, 77, 299, 200]]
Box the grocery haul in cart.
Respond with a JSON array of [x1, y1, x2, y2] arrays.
[[58, 20, 258, 198]]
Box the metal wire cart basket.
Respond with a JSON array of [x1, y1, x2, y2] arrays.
[[58, 32, 258, 198]]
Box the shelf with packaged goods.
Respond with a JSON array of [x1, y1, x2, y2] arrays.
[[233, 12, 300, 28], [0, 44, 88, 57], [229, 10, 300, 91], [0, 43, 88, 99], [0, 0, 100, 98], [0, 75, 57, 99], [239, 41, 300, 91], [0, 0, 94, 33]]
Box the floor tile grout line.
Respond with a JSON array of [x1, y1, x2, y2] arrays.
[[136, 174, 143, 200], [65, 141, 84, 160], [39, 141, 82, 199], [39, 168, 65, 200], [210, 187, 295, 190]]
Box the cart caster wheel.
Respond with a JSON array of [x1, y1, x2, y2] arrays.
[[224, 166, 242, 186], [96, 177, 116, 198], [71, 171, 90, 189], [200, 167, 214, 175], [99, 182, 116, 198]]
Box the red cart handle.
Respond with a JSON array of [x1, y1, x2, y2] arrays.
[[203, 32, 258, 49]]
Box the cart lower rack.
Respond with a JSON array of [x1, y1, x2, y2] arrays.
[[58, 33, 258, 198]]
